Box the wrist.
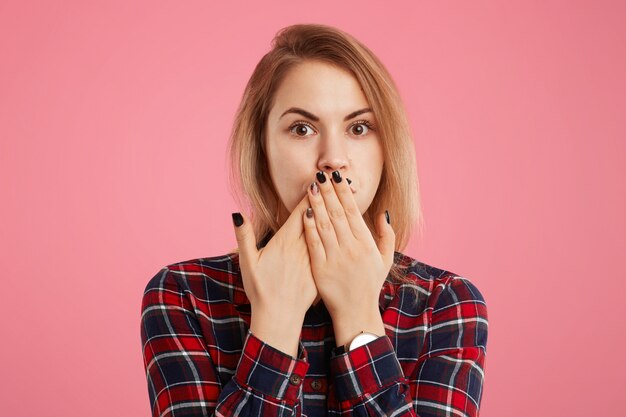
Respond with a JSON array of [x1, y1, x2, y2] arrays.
[[250, 309, 305, 357], [332, 308, 385, 348]]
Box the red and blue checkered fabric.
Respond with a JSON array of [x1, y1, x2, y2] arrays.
[[140, 251, 488, 416]]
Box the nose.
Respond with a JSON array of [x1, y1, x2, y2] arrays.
[[316, 133, 350, 174]]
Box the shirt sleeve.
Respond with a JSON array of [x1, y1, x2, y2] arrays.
[[140, 267, 310, 417], [409, 276, 489, 417], [327, 276, 488, 417], [329, 334, 415, 416]]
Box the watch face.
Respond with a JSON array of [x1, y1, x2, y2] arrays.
[[349, 333, 379, 351]]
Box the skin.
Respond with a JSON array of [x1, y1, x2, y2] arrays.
[[264, 60, 384, 227], [302, 169, 394, 347], [264, 60, 395, 347]]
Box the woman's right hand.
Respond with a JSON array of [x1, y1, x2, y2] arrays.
[[232, 194, 319, 323]]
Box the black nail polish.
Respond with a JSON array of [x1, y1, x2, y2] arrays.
[[306, 207, 313, 218], [346, 178, 352, 185], [316, 171, 326, 183], [385, 210, 390, 225], [332, 170, 342, 183], [232, 212, 243, 227]]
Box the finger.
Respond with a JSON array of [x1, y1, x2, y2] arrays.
[[329, 170, 372, 242], [302, 203, 326, 263], [315, 170, 353, 247], [231, 211, 258, 268], [308, 173, 340, 251], [275, 192, 310, 240], [375, 210, 396, 269]]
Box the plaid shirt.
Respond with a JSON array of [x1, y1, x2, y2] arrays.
[[140, 251, 488, 417]]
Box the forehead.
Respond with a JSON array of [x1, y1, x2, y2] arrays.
[[270, 61, 369, 117]]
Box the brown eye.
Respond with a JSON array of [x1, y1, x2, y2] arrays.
[[289, 122, 315, 137], [352, 124, 366, 135], [350, 120, 374, 136]]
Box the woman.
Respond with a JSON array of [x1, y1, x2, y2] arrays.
[[140, 23, 488, 417]]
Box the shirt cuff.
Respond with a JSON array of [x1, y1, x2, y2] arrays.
[[330, 334, 405, 403], [233, 329, 310, 406]]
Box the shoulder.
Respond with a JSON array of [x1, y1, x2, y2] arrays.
[[142, 251, 244, 301], [391, 251, 489, 348], [391, 251, 488, 309]]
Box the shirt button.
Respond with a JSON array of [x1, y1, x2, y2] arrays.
[[289, 374, 302, 385], [311, 379, 323, 390]]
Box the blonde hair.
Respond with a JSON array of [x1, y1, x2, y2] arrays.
[[227, 23, 424, 290]]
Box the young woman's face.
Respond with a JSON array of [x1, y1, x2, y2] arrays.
[[265, 60, 384, 224]]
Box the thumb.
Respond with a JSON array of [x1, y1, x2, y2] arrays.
[[375, 210, 395, 268], [232, 212, 258, 266], [276, 193, 310, 238]]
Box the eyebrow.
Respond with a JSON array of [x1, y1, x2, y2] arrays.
[[279, 107, 373, 122]]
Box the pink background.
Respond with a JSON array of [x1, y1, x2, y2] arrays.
[[1, 1, 624, 416]]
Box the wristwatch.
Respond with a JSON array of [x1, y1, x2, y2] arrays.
[[334, 331, 380, 355]]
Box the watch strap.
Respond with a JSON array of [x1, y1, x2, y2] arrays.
[[333, 344, 346, 356]]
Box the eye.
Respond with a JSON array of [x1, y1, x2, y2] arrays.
[[288, 121, 316, 137], [349, 120, 376, 137]]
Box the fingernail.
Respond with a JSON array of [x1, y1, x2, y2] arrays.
[[310, 181, 319, 195], [346, 178, 352, 185], [306, 207, 313, 218], [232, 212, 243, 227], [316, 171, 326, 183], [385, 210, 390, 225], [332, 170, 342, 183]]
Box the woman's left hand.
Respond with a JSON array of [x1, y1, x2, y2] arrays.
[[302, 170, 395, 320]]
